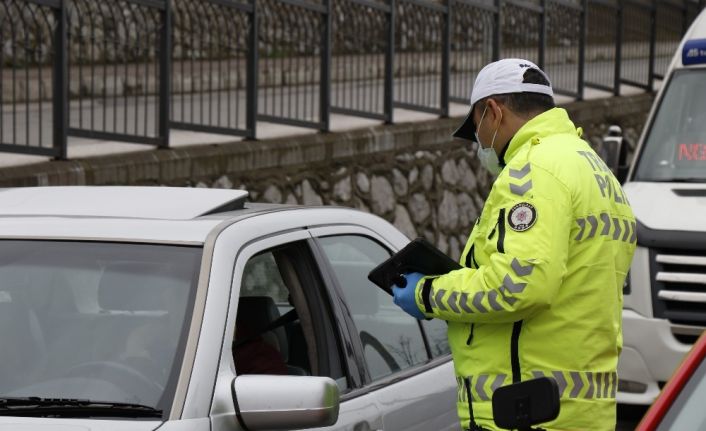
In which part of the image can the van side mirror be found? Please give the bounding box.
[232,375,339,430]
[600,125,631,184]
[492,377,560,431]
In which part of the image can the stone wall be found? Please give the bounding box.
[0,93,654,259]
[200,145,490,263]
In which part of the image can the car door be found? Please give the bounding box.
[210,227,384,431]
[308,225,461,431]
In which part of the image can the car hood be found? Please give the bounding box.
[624,182,706,231]
[0,418,161,430]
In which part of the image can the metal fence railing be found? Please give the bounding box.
[620,0,654,90]
[687,0,703,22]
[545,0,585,99]
[258,0,330,131]
[170,0,255,137]
[449,0,498,105]
[501,0,542,66]
[67,0,170,148]
[1,0,65,158]
[394,0,449,116]
[331,0,392,122]
[655,0,687,78]
[1,0,705,159]
[584,0,620,94]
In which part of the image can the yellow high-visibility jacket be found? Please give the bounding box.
[415,108,636,430]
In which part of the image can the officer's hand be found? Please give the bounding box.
[392,272,426,320]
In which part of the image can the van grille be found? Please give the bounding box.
[651,249,706,327]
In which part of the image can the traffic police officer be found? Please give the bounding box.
[392,59,636,430]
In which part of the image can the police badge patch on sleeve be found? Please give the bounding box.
[508,202,537,232]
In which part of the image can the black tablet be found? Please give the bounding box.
[367,237,462,295]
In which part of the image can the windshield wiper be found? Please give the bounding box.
[0,397,162,418]
[668,178,706,183]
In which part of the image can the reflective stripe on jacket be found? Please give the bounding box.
[415,108,636,431]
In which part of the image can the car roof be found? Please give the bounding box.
[0,187,302,244]
[0,186,249,220]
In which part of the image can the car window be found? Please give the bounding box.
[235,249,310,376]
[234,243,348,390]
[318,235,429,381]
[423,318,451,357]
[657,356,706,430]
[0,240,200,415]
[240,251,290,310]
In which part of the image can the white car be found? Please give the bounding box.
[0,186,460,430]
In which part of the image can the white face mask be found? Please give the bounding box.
[474,105,502,176]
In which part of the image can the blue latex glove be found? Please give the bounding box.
[392,272,426,320]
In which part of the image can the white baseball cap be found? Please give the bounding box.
[453,58,553,140]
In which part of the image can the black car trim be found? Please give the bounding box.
[636,219,706,251]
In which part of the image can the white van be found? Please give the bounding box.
[614,8,706,405]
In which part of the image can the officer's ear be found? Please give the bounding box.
[485,98,504,129]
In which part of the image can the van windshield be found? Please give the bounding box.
[0,240,201,418]
[634,69,706,182]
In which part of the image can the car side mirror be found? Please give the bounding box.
[492,377,560,431]
[600,125,630,184]
[231,374,340,430]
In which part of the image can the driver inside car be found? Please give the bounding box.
[233,321,288,375]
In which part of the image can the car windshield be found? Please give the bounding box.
[657,354,706,430]
[0,240,201,417]
[634,68,706,182]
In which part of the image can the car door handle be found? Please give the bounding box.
[353,422,381,431]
